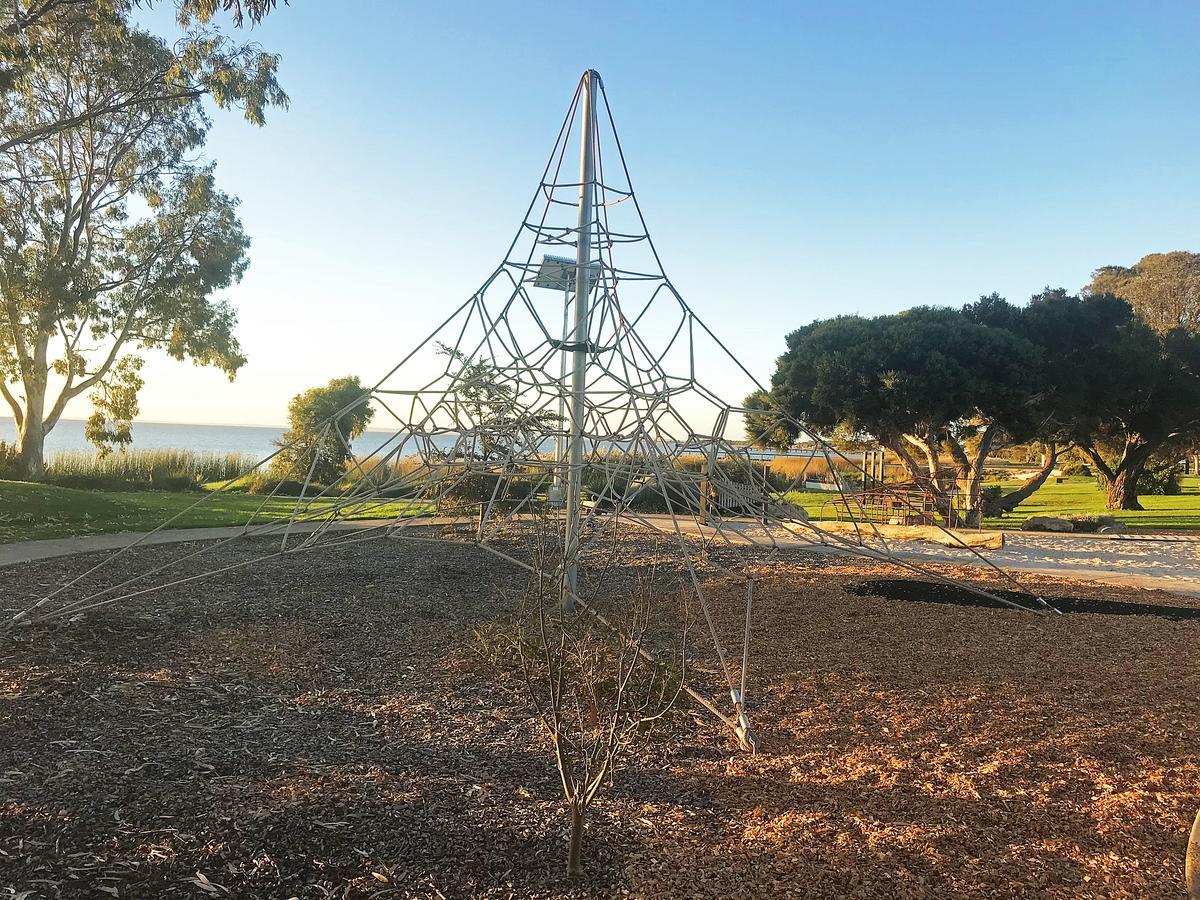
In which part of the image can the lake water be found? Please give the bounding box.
[0,419,405,461]
[0,418,866,464]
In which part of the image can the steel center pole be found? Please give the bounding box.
[562,69,598,612]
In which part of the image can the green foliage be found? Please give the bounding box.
[0,1,287,150]
[438,469,544,510]
[974,289,1200,507]
[765,289,1200,511]
[980,484,1004,507]
[768,306,1041,451]
[177,0,282,28]
[271,376,374,486]
[0,440,18,478]
[742,389,792,451]
[1137,460,1182,496]
[1063,514,1123,533]
[1087,251,1200,334]
[437,343,559,463]
[1060,460,1092,478]
[975,291,1200,454]
[84,356,144,456]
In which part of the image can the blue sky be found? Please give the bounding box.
[116,1,1199,426]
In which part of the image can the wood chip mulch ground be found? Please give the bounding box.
[1,532,1197,898]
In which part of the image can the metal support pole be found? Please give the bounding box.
[562,69,598,612]
[550,286,569,499]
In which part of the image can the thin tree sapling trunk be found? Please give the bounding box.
[567,802,585,877]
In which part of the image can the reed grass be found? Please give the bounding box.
[43,449,258,491]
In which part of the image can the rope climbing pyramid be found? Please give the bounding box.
[8,71,1056,750]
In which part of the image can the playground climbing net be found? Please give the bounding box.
[6,71,1056,750]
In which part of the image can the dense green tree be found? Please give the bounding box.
[1087,251,1200,334]
[272,376,374,486]
[760,306,1043,526]
[991,290,1200,510]
[741,389,793,453]
[0,4,285,476]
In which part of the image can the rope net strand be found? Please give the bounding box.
[7,71,1054,751]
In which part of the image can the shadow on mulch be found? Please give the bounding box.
[849,578,1200,621]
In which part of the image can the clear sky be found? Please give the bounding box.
[107,1,1200,427]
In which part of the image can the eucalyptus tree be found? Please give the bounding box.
[0,1,283,149]
[0,6,285,475]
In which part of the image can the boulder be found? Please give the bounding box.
[1020,515,1074,533]
[1099,522,1130,534]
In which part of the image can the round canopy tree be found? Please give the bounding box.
[271,377,375,487]
[757,305,1041,526]
[1004,290,1200,510]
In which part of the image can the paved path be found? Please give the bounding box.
[874,530,1200,594]
[666,519,1200,595]
[0,521,413,568]
[2,519,1198,595]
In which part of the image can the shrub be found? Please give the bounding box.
[0,441,19,479]
[1067,515,1120,533]
[1060,460,1092,478]
[1138,461,1182,496]
[980,484,1004,507]
[433,467,545,511]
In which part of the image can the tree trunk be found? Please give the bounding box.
[985,443,1060,517]
[895,428,954,521]
[566,803,585,877]
[1080,440,1153,511]
[944,424,997,529]
[15,384,46,480]
[1105,468,1144,510]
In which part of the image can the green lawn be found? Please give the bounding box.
[780,475,1200,531]
[5,473,1200,546]
[0,480,424,544]
[983,474,1200,530]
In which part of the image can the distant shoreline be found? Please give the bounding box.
[0,419,399,459]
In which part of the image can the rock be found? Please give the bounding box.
[1099,522,1130,533]
[1020,515,1074,533]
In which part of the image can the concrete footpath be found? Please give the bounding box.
[0,520,400,567]
[671,519,1200,595]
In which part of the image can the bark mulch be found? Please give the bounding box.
[1,535,1197,898]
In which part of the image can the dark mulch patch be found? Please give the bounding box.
[1,534,1198,897]
[850,577,1200,621]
